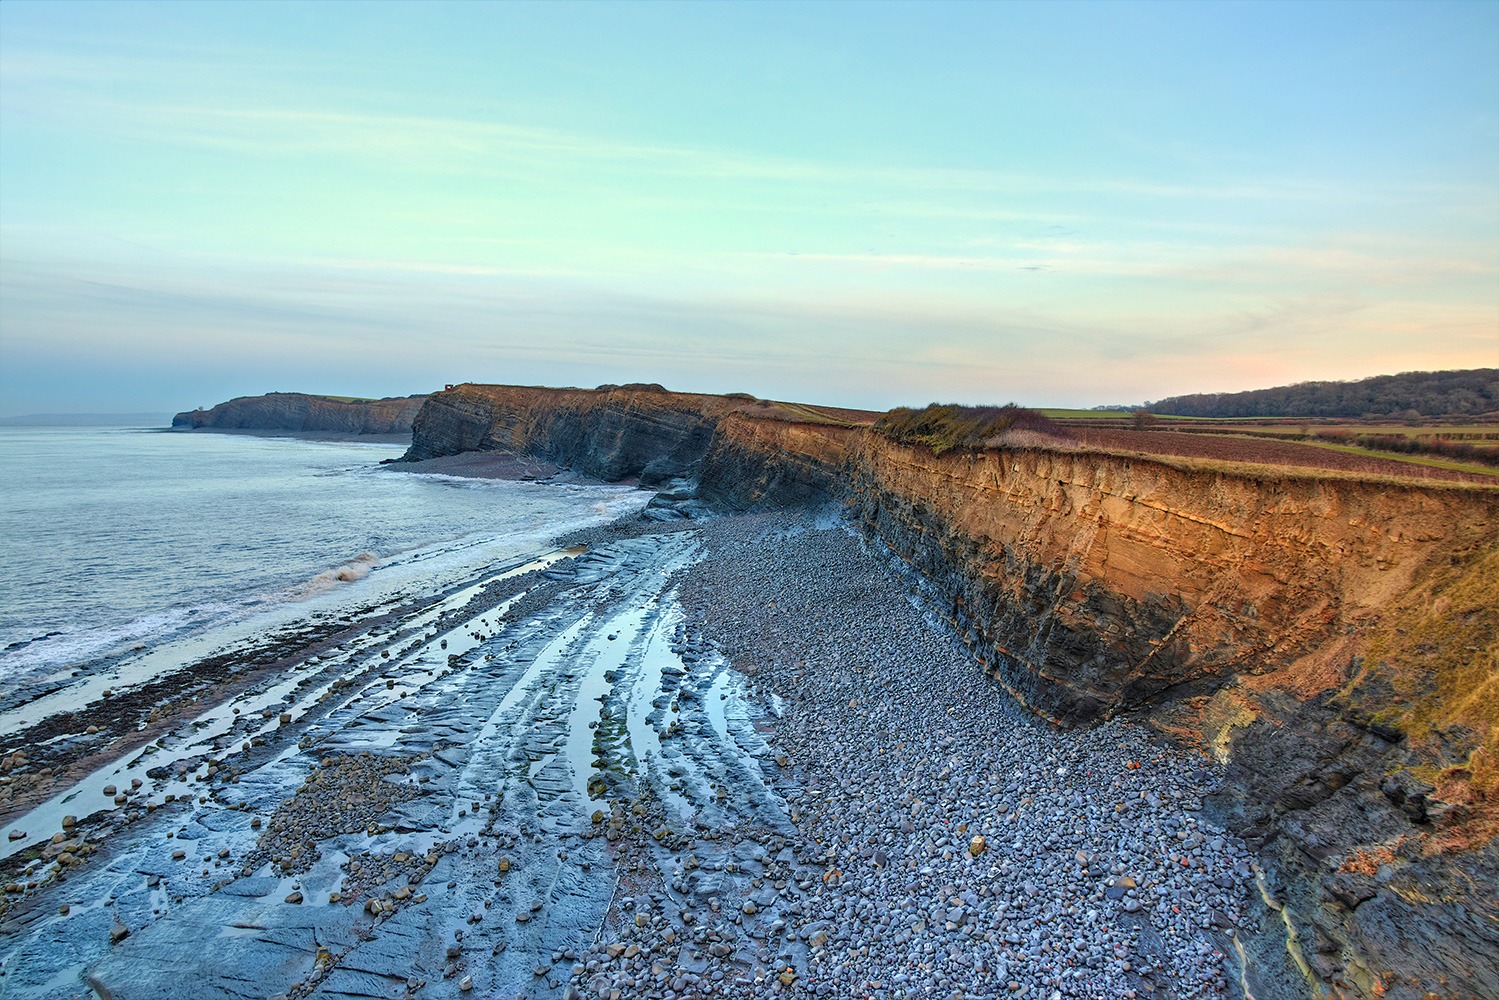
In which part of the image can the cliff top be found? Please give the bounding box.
[441,382,879,427]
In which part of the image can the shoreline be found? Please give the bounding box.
[386,450,608,484]
[0,503,1259,999]
[165,426,414,445]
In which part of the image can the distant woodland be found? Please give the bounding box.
[1145,369,1498,418]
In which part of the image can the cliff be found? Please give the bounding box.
[405,383,857,497]
[404,383,1499,1000]
[172,392,429,436]
[405,383,736,483]
[849,438,1499,1000]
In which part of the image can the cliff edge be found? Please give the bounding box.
[403,383,1498,1000]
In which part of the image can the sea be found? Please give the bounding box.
[0,426,649,698]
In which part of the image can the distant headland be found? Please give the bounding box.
[171,392,428,438]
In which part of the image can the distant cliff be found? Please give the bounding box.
[173,392,429,436]
[404,382,1498,1000]
[404,383,855,498]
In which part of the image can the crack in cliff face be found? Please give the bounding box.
[1253,866,1319,992]
[1129,575,1239,680]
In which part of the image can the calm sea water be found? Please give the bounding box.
[0,427,646,690]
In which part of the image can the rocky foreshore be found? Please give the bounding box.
[0,504,1263,1000]
[394,383,1499,1000]
[7,379,1485,999]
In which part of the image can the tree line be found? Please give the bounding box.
[1144,369,1498,419]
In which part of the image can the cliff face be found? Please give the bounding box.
[404,384,1499,999]
[849,443,1488,723]
[173,393,428,436]
[405,384,748,485]
[699,413,855,509]
[849,437,1499,1000]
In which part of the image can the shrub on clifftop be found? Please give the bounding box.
[874,403,1067,456]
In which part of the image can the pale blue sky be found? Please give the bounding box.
[1,0,1495,415]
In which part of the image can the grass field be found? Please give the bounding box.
[1038,409,1499,478]
[1035,408,1130,419]
[1290,439,1499,477]
[745,399,1499,482]
[1264,422,1499,442]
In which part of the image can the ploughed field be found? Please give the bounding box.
[0,511,1257,1000]
[1065,427,1497,484]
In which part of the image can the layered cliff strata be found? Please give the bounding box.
[172,392,428,436]
[847,438,1499,1000]
[405,383,855,499]
[405,383,736,483]
[403,383,1498,1000]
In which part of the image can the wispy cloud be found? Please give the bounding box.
[10,61,1453,212]
[150,107,1401,205]
[741,239,1499,286]
[3,11,1495,415]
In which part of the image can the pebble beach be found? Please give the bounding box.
[565,511,1255,999]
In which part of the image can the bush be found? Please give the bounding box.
[874,403,1066,456]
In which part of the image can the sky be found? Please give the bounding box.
[1,0,1496,416]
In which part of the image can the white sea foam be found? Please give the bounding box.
[0,428,651,704]
[0,602,235,684]
[287,552,380,600]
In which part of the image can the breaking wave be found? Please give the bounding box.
[287,553,380,600]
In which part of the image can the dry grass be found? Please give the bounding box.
[1339,543,1499,847]
[1293,439,1499,476]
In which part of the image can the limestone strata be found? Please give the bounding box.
[699,413,853,508]
[173,392,427,435]
[405,383,746,485]
[850,441,1492,722]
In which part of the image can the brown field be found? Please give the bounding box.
[1067,428,1497,485]
[747,399,1497,483]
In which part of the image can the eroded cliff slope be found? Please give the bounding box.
[404,383,1498,1000]
[173,392,428,436]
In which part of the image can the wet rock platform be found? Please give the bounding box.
[0,510,1259,999]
